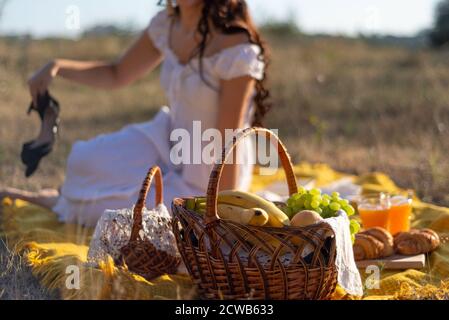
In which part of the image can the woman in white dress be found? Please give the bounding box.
[1,0,271,227]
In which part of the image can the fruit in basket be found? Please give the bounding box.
[285,189,355,218]
[285,188,360,242]
[217,204,269,226]
[218,190,291,227]
[187,197,270,227]
[186,197,208,214]
[289,210,326,247]
[290,210,323,227]
[247,209,270,226]
[185,198,202,212]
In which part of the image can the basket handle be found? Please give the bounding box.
[130,166,164,242]
[205,127,298,225]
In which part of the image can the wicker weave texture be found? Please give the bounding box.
[121,166,180,280]
[172,128,338,300]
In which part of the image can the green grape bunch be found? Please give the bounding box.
[284,187,360,242]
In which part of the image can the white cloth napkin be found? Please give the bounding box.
[258,178,364,296]
[320,177,362,200]
[325,210,363,296]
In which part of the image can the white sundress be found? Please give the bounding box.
[52,10,266,227]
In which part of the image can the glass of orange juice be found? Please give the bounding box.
[358,193,391,230]
[388,193,413,235]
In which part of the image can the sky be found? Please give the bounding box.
[0,0,441,38]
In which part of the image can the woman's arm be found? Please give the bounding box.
[217,76,256,191]
[28,30,162,105]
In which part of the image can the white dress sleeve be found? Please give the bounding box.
[214,44,265,81]
[147,10,170,52]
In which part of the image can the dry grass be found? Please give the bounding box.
[267,35,449,205]
[1,34,448,204]
[0,238,58,299]
[1,32,449,299]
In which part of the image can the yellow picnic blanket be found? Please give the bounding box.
[1,162,449,300]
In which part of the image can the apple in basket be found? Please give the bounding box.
[290,210,323,227]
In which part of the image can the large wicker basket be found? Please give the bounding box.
[120,166,181,280]
[172,128,338,300]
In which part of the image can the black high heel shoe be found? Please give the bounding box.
[21,91,60,178]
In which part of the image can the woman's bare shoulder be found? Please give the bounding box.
[209,32,250,55]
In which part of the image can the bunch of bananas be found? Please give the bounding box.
[186,190,290,228]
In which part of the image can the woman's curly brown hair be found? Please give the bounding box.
[159,0,271,127]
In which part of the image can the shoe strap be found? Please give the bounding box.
[28,91,60,121]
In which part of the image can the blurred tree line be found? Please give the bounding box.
[80,19,301,38]
[260,19,301,37]
[3,0,449,49]
[431,0,449,47]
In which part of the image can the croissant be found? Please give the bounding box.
[394,229,440,255]
[362,227,394,257]
[353,233,384,261]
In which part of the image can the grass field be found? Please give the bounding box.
[1,32,449,205]
[0,239,57,299]
[1,31,449,298]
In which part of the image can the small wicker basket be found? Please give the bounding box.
[172,128,338,300]
[120,166,181,280]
